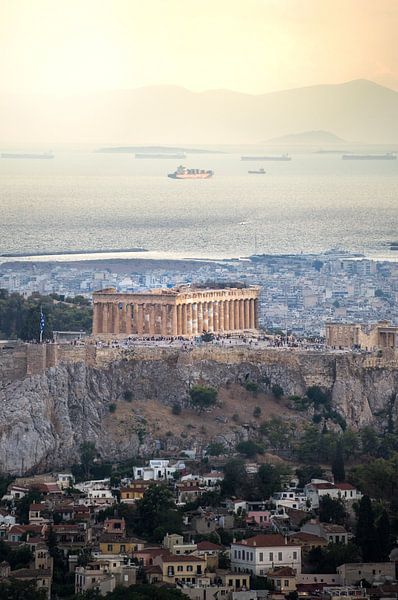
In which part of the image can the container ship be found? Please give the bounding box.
[168,165,213,179]
[342,152,396,160]
[135,153,186,159]
[1,151,54,159]
[241,154,291,161]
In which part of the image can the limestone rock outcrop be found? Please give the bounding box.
[0,345,397,474]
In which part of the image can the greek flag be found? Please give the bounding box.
[39,308,45,333]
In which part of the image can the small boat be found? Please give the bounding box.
[248,168,266,174]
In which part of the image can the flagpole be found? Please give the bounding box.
[39,305,44,343]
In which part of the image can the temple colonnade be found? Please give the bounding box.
[92,286,260,337]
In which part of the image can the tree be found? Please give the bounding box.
[355,495,379,561]
[0,579,47,600]
[319,496,347,525]
[376,510,392,560]
[201,332,214,342]
[80,441,97,478]
[189,385,217,412]
[308,543,361,573]
[206,442,226,456]
[271,384,284,398]
[296,465,324,488]
[136,485,181,540]
[236,440,263,458]
[253,406,262,418]
[255,464,282,499]
[332,443,345,483]
[306,386,330,408]
[221,458,248,497]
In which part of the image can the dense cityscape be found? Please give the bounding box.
[1,249,398,336]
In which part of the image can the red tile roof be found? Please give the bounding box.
[234,534,298,548]
[196,541,223,551]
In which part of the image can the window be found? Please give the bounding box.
[269,552,273,561]
[120,545,125,552]
[278,552,282,561]
[259,552,263,562]
[285,580,289,586]
[234,550,237,558]
[107,544,113,552]
[277,579,281,587]
[187,565,193,572]
[293,552,297,560]
[177,565,183,572]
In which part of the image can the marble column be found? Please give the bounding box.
[187,303,192,336]
[213,302,219,332]
[161,305,168,335]
[219,301,224,332]
[254,299,259,328]
[177,305,182,335]
[126,304,132,335]
[229,300,235,330]
[208,302,214,332]
[171,305,178,336]
[149,304,156,335]
[113,304,120,335]
[203,302,209,331]
[181,304,187,335]
[250,298,255,329]
[224,300,230,331]
[239,300,245,331]
[234,300,240,330]
[244,299,250,330]
[197,302,203,333]
[191,303,198,335]
[102,304,109,334]
[137,304,144,335]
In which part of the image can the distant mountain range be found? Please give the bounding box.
[1,79,398,145]
[268,130,346,144]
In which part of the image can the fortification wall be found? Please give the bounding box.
[2,342,398,389]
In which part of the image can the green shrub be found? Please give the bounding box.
[236,440,264,458]
[245,381,259,393]
[109,403,117,413]
[172,403,182,415]
[232,413,240,423]
[271,384,284,398]
[123,390,133,402]
[253,406,262,418]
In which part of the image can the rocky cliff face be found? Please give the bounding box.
[0,346,398,475]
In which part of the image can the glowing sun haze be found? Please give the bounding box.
[1,0,398,95]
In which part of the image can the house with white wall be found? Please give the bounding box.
[231,534,302,576]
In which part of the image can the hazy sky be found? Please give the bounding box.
[1,0,398,95]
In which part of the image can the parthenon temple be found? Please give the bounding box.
[92,286,260,337]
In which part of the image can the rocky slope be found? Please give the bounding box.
[0,346,398,475]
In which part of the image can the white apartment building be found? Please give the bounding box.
[133,459,185,481]
[231,534,302,577]
[304,480,362,509]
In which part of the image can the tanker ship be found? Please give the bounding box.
[342,152,396,160]
[168,165,213,179]
[1,151,54,159]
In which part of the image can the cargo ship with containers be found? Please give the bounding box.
[168,165,213,179]
[342,152,396,160]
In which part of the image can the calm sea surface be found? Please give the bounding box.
[1,149,398,261]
